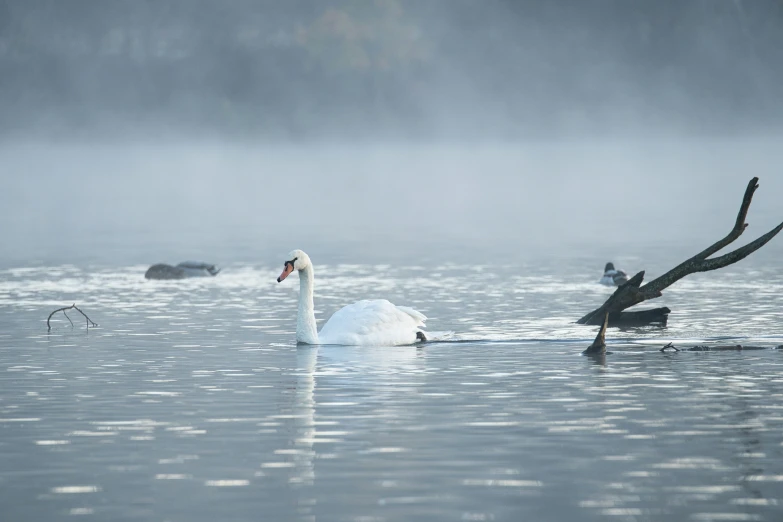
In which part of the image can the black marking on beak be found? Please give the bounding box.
[277,258,298,283]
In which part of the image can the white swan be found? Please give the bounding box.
[276,250,428,346]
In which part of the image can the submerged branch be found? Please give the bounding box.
[582,312,609,355]
[661,343,778,352]
[47,304,98,331]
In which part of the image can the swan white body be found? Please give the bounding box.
[278,250,427,346]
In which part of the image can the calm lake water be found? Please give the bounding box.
[1,251,782,521]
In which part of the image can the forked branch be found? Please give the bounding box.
[579,177,783,325]
[47,304,98,331]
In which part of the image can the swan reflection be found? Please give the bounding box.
[287,345,318,487]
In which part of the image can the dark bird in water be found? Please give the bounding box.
[144,261,221,280]
[599,262,628,286]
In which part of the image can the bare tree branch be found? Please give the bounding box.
[579,177,783,326]
[691,176,757,260]
[689,221,783,272]
[47,304,98,331]
[578,271,646,325]
[660,342,679,352]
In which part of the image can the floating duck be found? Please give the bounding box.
[144,261,221,280]
[599,262,629,286]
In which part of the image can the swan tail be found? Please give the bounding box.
[396,306,427,325]
[396,306,429,344]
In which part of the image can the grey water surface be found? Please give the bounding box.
[1,255,782,522]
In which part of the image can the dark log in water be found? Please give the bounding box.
[579,177,783,326]
[608,307,670,327]
[145,263,187,280]
[145,262,221,280]
[587,338,780,356]
[662,343,781,352]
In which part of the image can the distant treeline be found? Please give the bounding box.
[2,0,782,138]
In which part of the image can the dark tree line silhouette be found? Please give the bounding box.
[1,0,782,138]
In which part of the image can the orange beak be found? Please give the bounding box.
[277,263,294,283]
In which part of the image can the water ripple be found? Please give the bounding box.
[1,261,782,521]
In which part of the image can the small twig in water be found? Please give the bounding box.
[660,342,680,352]
[47,304,98,331]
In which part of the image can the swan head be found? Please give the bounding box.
[277,250,311,282]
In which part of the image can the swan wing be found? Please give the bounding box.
[395,305,427,324]
[318,299,426,346]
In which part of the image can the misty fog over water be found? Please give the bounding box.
[2,139,782,268]
[2,1,782,266]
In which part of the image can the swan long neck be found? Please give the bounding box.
[296,264,319,344]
